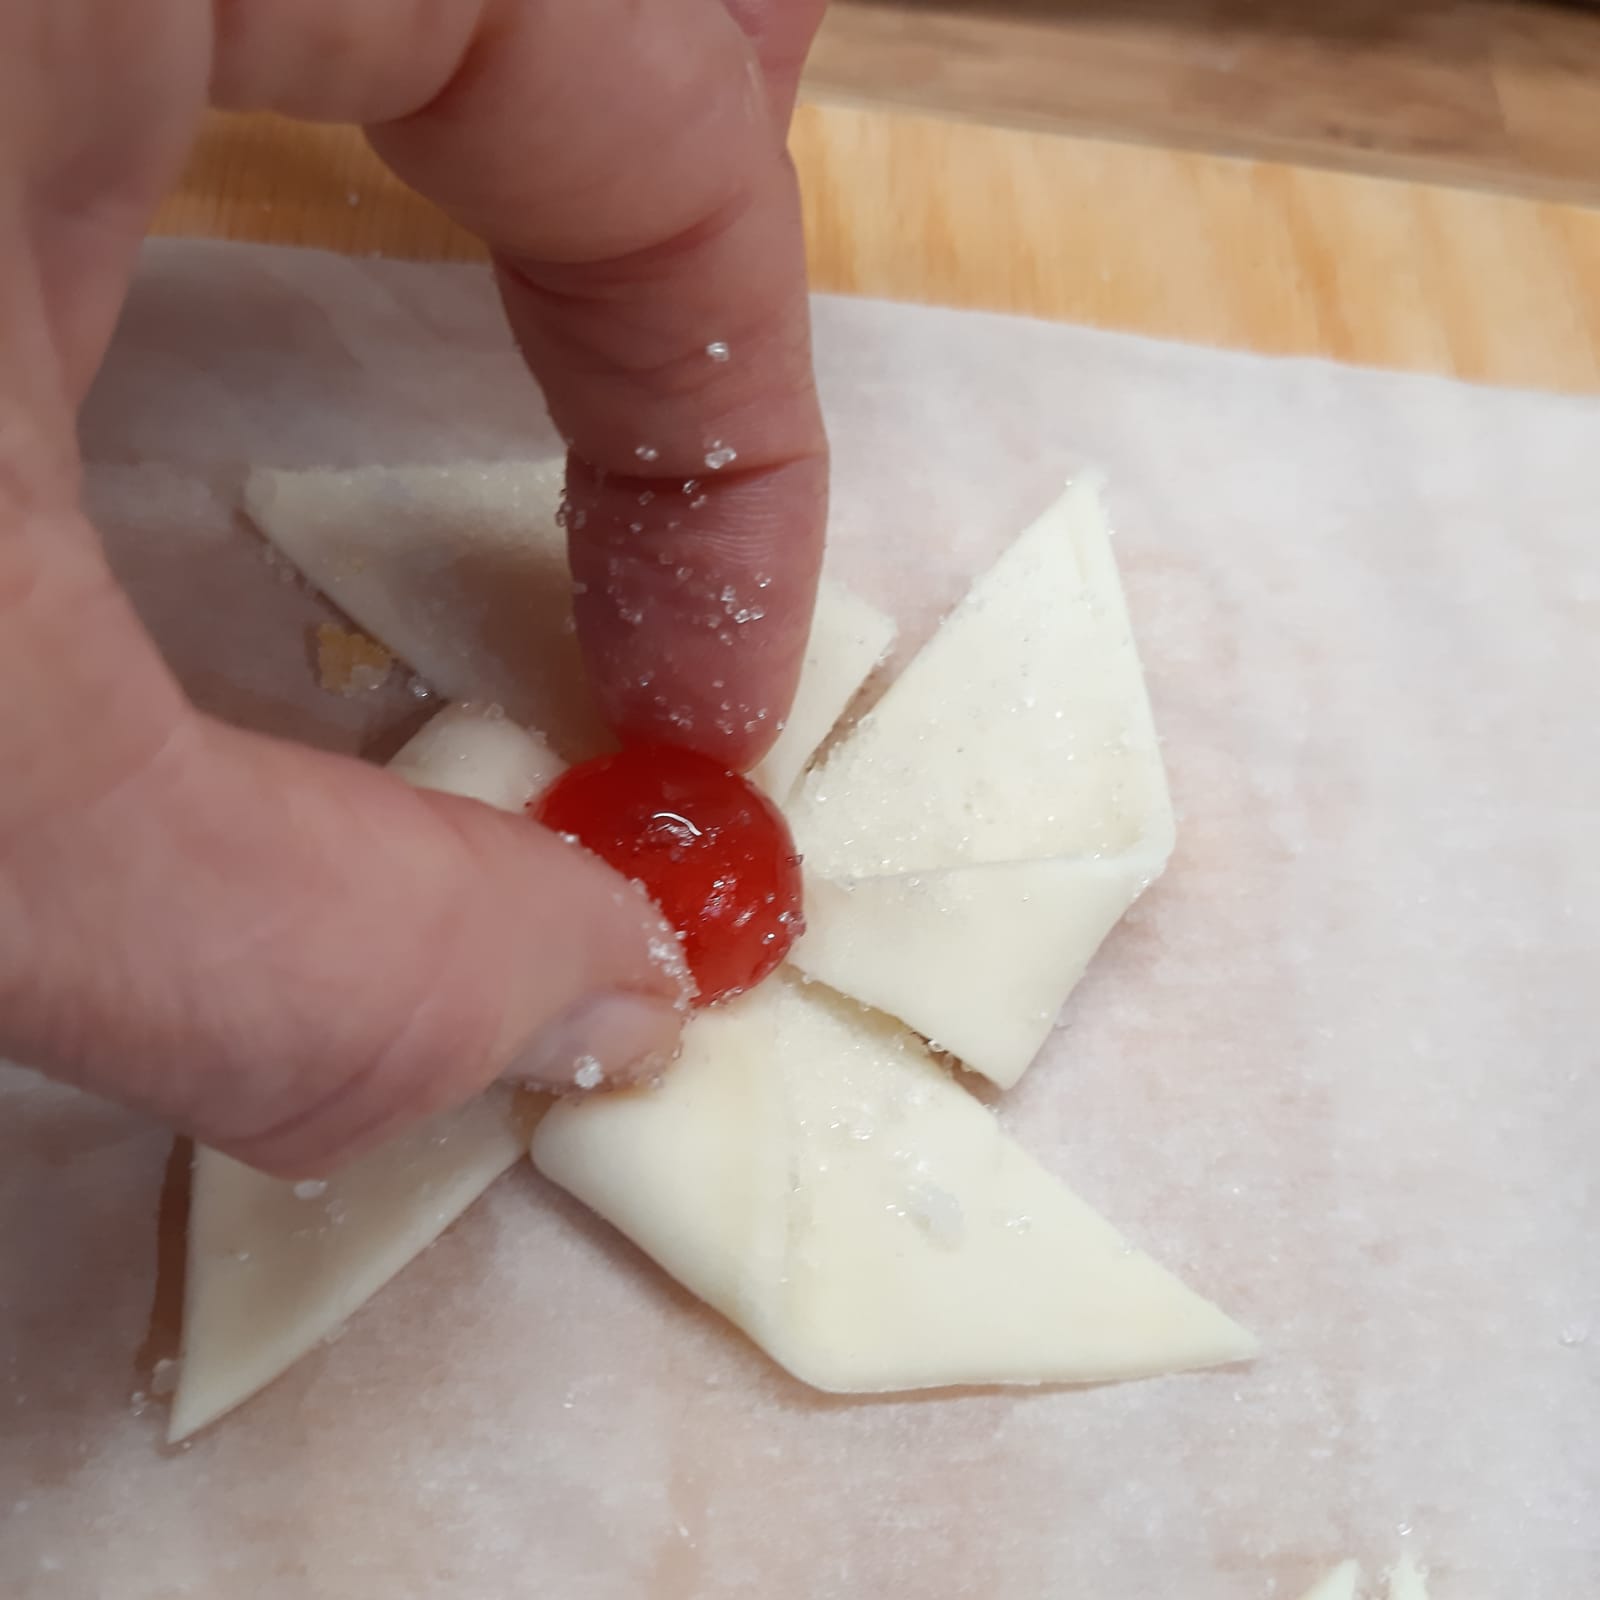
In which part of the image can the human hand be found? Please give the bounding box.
[0,0,829,1173]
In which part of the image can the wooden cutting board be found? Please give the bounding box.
[156,101,1600,393]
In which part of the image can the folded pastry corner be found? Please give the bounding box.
[533,974,1255,1392]
[788,477,1176,1087]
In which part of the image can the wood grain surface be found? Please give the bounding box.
[155,104,1600,393]
[812,0,1600,202]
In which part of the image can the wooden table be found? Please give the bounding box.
[155,102,1600,394]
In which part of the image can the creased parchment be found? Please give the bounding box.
[1,240,1596,1600]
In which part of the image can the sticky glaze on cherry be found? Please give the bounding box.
[533,746,804,1006]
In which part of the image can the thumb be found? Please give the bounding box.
[0,522,686,1176]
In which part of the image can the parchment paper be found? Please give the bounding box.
[2,239,1596,1599]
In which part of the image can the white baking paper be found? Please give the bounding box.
[1,239,1596,1599]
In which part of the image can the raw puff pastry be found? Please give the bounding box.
[167,464,1253,1439]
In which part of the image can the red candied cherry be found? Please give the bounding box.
[532,746,804,1007]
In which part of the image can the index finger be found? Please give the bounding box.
[364,0,829,767]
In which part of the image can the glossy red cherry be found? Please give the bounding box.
[532,745,804,1007]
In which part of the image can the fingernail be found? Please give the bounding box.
[504,993,682,1092]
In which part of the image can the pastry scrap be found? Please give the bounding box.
[312,621,393,696]
[172,460,1253,1437]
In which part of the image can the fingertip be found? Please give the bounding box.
[566,452,825,770]
[501,989,685,1094]
[72,725,699,1177]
